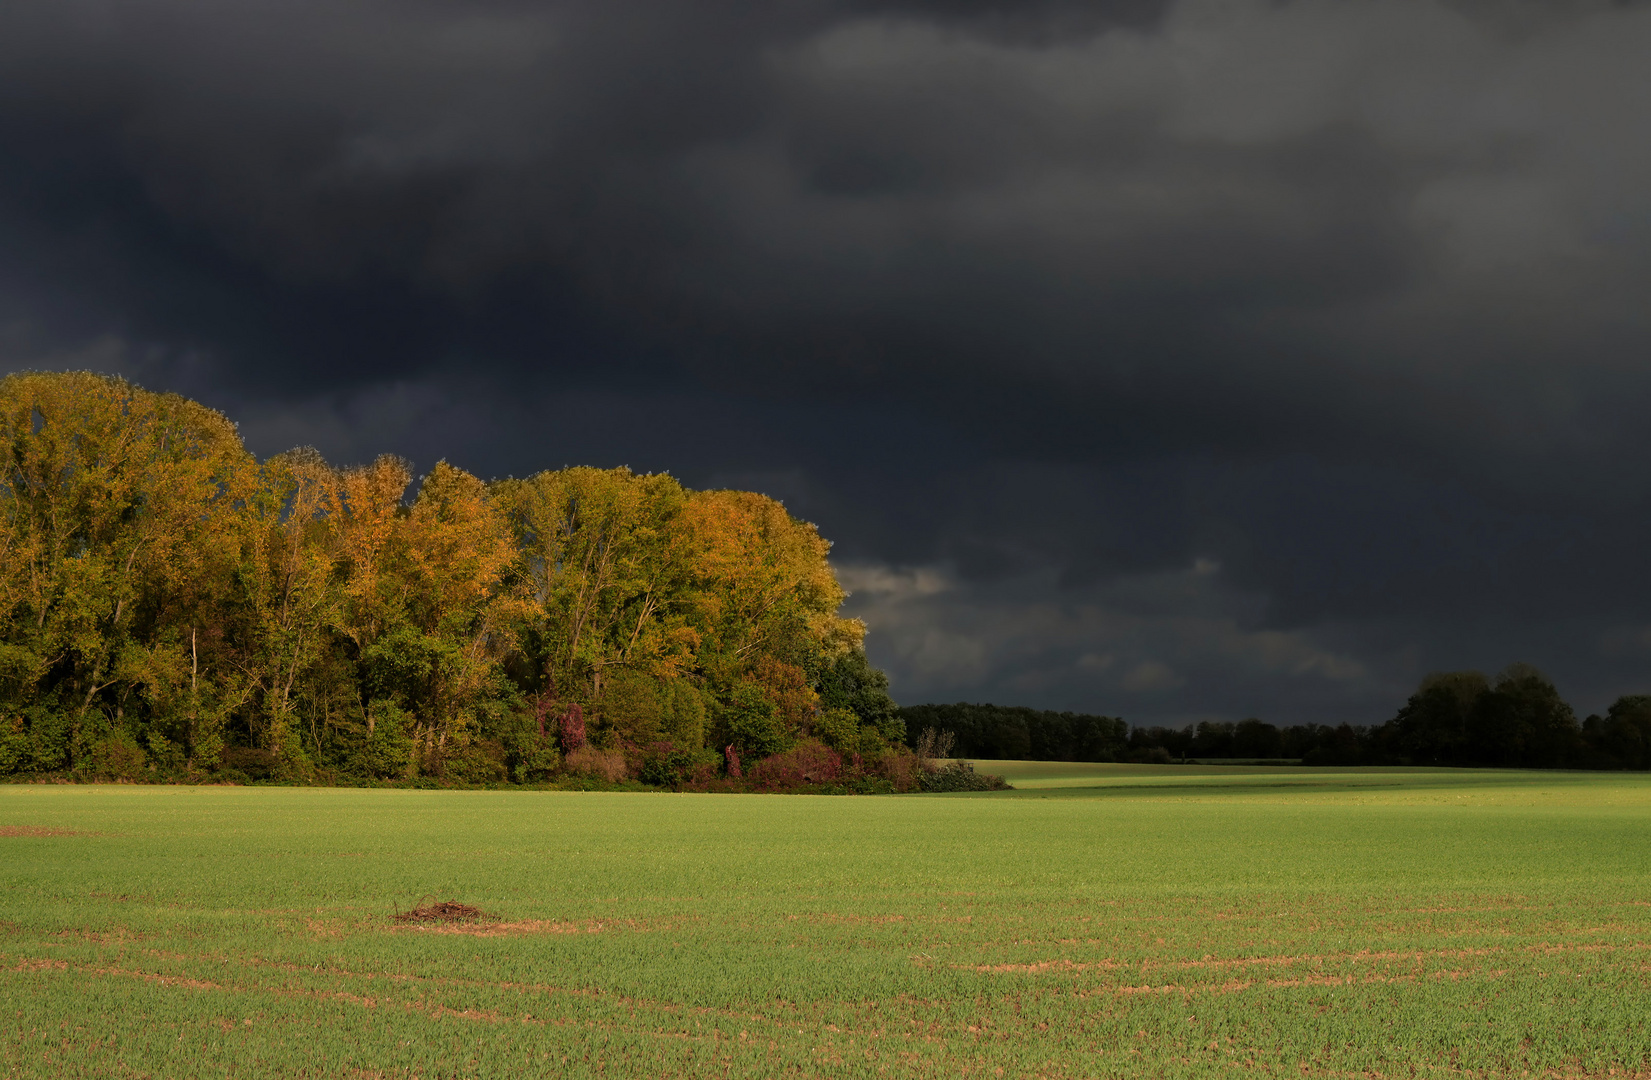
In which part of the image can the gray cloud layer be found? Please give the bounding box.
[4,0,1651,723]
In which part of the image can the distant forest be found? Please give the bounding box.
[902,665,1651,771]
[0,372,943,791]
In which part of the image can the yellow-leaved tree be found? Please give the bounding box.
[680,489,865,755]
[0,373,904,785]
[324,459,517,777]
[494,467,700,744]
[0,372,255,773]
[226,447,349,774]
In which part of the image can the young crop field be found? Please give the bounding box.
[4,766,1650,1078]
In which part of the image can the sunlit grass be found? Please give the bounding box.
[4,770,1650,1077]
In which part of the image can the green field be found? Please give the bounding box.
[4,765,1650,1077]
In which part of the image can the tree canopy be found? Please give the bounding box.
[0,373,903,787]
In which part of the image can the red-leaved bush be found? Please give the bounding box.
[559,703,586,752]
[661,742,925,793]
[745,740,843,791]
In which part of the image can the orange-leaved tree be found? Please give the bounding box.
[680,489,864,753]
[329,457,520,767]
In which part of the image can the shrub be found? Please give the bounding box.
[219,745,280,781]
[663,681,709,749]
[914,726,957,763]
[600,670,667,744]
[636,741,721,789]
[856,726,890,758]
[514,744,561,783]
[17,706,70,772]
[920,760,1010,793]
[84,733,147,781]
[747,740,843,791]
[812,707,860,753]
[0,717,28,775]
[360,700,414,779]
[871,746,925,792]
[188,727,225,773]
[722,683,790,759]
[824,775,897,795]
[559,703,586,753]
[440,739,508,785]
[817,648,902,742]
[564,745,627,782]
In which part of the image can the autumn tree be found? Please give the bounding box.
[0,372,256,772]
[494,467,698,739]
[226,447,348,772]
[332,459,520,772]
[0,373,905,785]
[680,489,865,749]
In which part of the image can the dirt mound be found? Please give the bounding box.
[393,900,488,923]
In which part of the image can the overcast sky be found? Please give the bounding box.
[4,0,1651,725]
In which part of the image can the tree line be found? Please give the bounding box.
[898,703,1129,762]
[0,372,921,789]
[901,664,1651,770]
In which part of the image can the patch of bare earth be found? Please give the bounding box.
[0,825,84,837]
[392,901,488,924]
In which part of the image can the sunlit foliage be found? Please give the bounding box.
[0,373,899,784]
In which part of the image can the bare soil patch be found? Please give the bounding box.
[0,825,84,837]
[393,900,488,924]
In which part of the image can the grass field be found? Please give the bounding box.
[4,765,1651,1078]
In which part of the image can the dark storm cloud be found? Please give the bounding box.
[4,0,1651,722]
